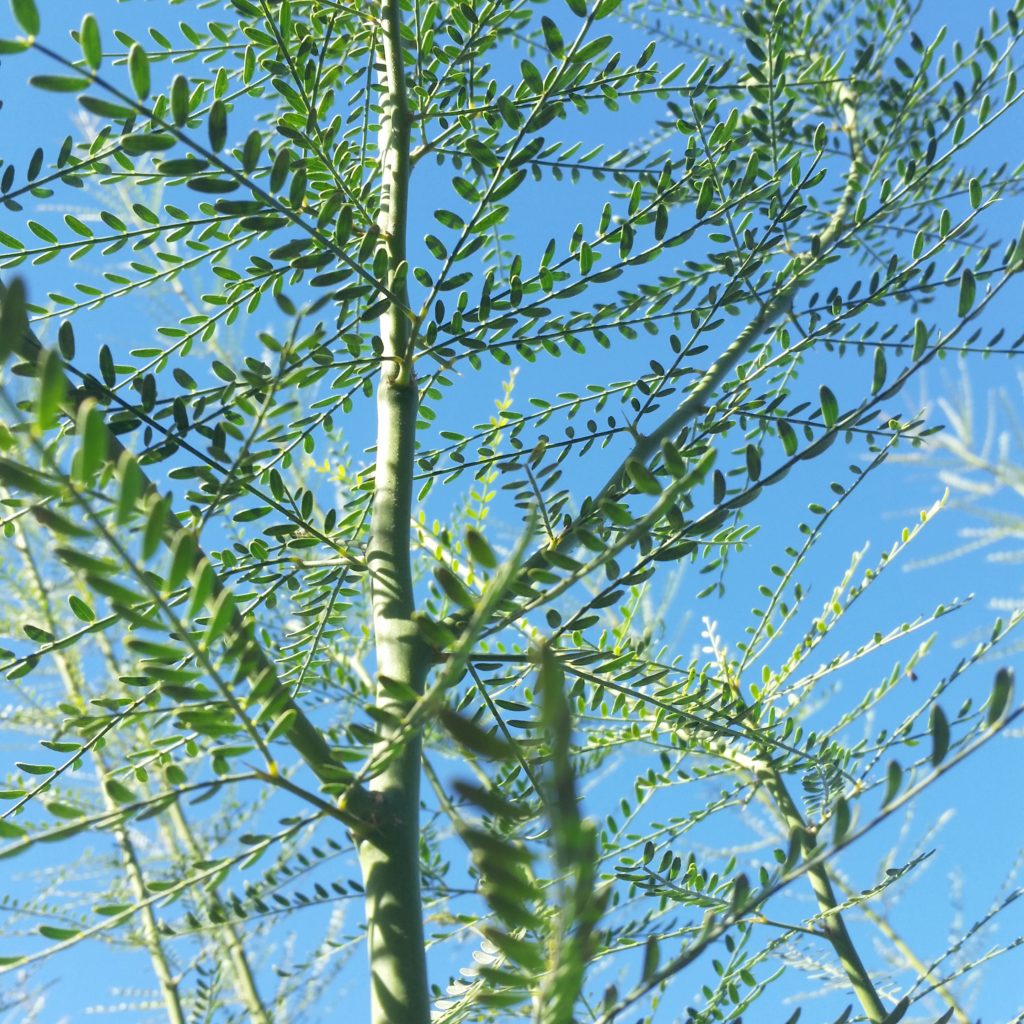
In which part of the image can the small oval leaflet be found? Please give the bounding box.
[882,759,902,806]
[818,385,839,428]
[127,42,150,99]
[957,268,976,317]
[79,13,101,69]
[987,666,1014,726]
[208,98,228,152]
[929,704,950,766]
[170,74,190,125]
[11,0,40,36]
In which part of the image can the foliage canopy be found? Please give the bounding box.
[0,0,1023,1021]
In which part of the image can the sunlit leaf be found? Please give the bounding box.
[819,385,839,428]
[11,0,39,36]
[127,42,150,99]
[35,347,65,432]
[170,73,190,125]
[79,13,101,69]
[30,75,90,93]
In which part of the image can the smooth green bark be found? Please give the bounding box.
[757,765,887,1023]
[355,3,432,1022]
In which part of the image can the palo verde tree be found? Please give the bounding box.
[0,0,1023,1021]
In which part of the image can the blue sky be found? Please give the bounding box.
[1,1,1024,1022]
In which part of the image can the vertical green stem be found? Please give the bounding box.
[758,765,888,1023]
[355,3,431,1023]
[162,799,273,1024]
[95,633,273,1024]
[831,871,970,1024]
[15,531,186,1024]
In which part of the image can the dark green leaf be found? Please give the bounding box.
[31,505,89,539]
[46,800,85,820]
[520,59,543,93]
[696,179,714,217]
[187,176,238,194]
[208,99,228,152]
[492,169,526,201]
[203,590,234,644]
[0,458,61,497]
[818,385,839,428]
[270,148,291,191]
[957,269,976,317]
[242,129,261,172]
[540,16,564,56]
[128,42,150,99]
[452,176,478,202]
[777,419,798,456]
[57,321,75,358]
[143,495,169,561]
[745,444,761,481]
[987,667,1014,726]
[0,277,28,363]
[121,133,176,155]
[641,935,660,980]
[660,439,686,477]
[98,343,115,386]
[724,877,749,920]
[832,796,851,842]
[712,469,726,504]
[170,74,190,126]
[882,760,902,806]
[912,319,927,360]
[745,38,766,61]
[871,347,887,395]
[929,705,949,766]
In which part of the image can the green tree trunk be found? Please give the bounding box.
[355,4,431,1022]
